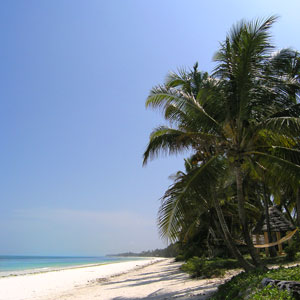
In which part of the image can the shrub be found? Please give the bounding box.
[285,242,298,261]
[211,270,265,299]
[181,256,225,278]
[248,285,293,300]
[175,254,185,262]
[211,265,300,300]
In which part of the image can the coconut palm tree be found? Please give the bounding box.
[158,158,230,247]
[158,156,261,269]
[143,16,300,270]
[158,159,217,257]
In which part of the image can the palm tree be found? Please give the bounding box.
[143,16,300,270]
[158,158,231,249]
[159,156,261,269]
[158,159,218,258]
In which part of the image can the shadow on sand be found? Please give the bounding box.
[98,260,221,299]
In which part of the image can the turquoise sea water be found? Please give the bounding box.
[0,255,141,277]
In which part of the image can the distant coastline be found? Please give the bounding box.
[107,244,178,258]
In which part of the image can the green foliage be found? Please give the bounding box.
[269,266,300,281]
[285,242,299,261]
[248,286,293,300]
[143,15,300,271]
[178,234,208,260]
[211,269,265,299]
[110,243,179,258]
[211,265,300,300]
[175,254,185,262]
[207,257,241,269]
[181,256,226,278]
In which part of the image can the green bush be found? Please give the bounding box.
[211,265,300,300]
[211,270,265,299]
[175,254,185,262]
[181,256,225,278]
[285,242,298,261]
[248,285,293,300]
[205,257,240,269]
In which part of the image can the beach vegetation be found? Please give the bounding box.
[180,256,238,278]
[143,16,300,271]
[174,254,185,261]
[284,242,299,261]
[249,286,293,300]
[211,265,300,299]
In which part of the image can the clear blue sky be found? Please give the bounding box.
[1,0,300,256]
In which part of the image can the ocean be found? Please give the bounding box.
[0,255,142,277]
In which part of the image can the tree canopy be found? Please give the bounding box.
[143,16,300,271]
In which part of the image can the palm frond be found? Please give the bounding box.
[259,117,300,136]
[143,126,194,165]
[158,156,228,241]
[247,150,300,187]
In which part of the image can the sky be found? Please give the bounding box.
[1,0,300,256]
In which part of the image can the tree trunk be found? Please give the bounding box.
[212,193,255,271]
[297,188,300,227]
[263,184,277,257]
[235,166,266,269]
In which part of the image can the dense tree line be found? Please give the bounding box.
[109,244,179,258]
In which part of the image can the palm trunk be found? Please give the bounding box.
[212,193,255,271]
[263,184,277,257]
[235,166,266,269]
[297,188,300,227]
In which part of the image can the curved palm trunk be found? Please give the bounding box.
[235,166,266,269]
[212,192,255,271]
[263,184,277,257]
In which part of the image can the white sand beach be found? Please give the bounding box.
[0,258,237,300]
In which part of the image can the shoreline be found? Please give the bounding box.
[0,256,150,278]
[0,258,235,300]
[0,257,165,300]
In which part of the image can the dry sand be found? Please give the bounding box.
[0,258,236,300]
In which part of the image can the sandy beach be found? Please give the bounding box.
[0,258,237,300]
